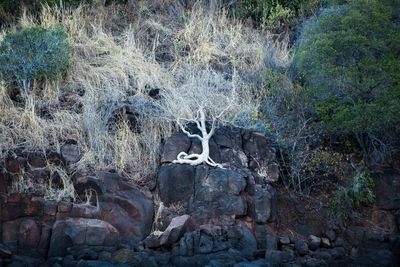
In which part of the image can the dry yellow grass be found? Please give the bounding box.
[0,2,291,194]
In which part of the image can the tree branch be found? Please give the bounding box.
[177,118,203,140]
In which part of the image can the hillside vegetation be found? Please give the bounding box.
[0,0,399,218]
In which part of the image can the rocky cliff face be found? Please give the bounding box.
[0,127,399,266]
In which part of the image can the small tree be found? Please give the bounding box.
[0,25,71,98]
[160,66,243,168]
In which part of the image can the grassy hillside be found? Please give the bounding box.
[0,0,399,218]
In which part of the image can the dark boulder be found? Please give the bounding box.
[72,171,154,246]
[359,249,394,266]
[18,219,41,249]
[60,144,80,165]
[265,249,283,265]
[344,226,365,247]
[27,152,46,168]
[198,232,213,254]
[46,151,62,166]
[279,236,291,245]
[242,131,274,162]
[235,225,257,259]
[193,168,247,216]
[0,243,12,258]
[157,164,195,206]
[330,247,345,259]
[188,138,222,164]
[214,126,243,149]
[248,184,277,224]
[48,218,119,257]
[308,235,321,251]
[161,133,191,163]
[77,248,98,261]
[242,131,278,182]
[295,240,308,256]
[144,236,161,248]
[373,170,400,210]
[160,215,191,247]
[219,148,248,168]
[5,154,26,173]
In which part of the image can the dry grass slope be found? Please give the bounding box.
[0,2,291,198]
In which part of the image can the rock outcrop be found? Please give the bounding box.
[0,127,399,266]
[0,167,153,261]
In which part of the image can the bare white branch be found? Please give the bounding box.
[161,66,242,168]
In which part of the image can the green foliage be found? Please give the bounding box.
[265,3,294,29]
[0,26,71,97]
[261,68,304,117]
[230,0,320,29]
[329,166,375,219]
[294,0,400,155]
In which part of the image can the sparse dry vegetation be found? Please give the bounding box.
[0,2,291,193]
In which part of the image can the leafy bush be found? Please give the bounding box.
[329,166,375,219]
[257,69,333,192]
[229,0,320,30]
[0,26,71,97]
[265,3,294,30]
[294,0,400,160]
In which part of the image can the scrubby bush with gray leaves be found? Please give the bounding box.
[0,25,71,98]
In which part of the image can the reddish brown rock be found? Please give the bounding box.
[2,219,21,245]
[69,204,99,219]
[7,193,21,203]
[44,201,57,216]
[5,155,26,173]
[160,215,191,246]
[49,171,155,247]
[21,196,44,217]
[100,194,153,246]
[1,194,43,221]
[48,218,120,257]
[18,219,41,248]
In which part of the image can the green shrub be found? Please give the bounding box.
[0,26,71,97]
[294,0,400,158]
[229,0,320,30]
[329,167,375,219]
[265,3,294,30]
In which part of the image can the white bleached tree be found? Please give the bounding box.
[160,66,243,168]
